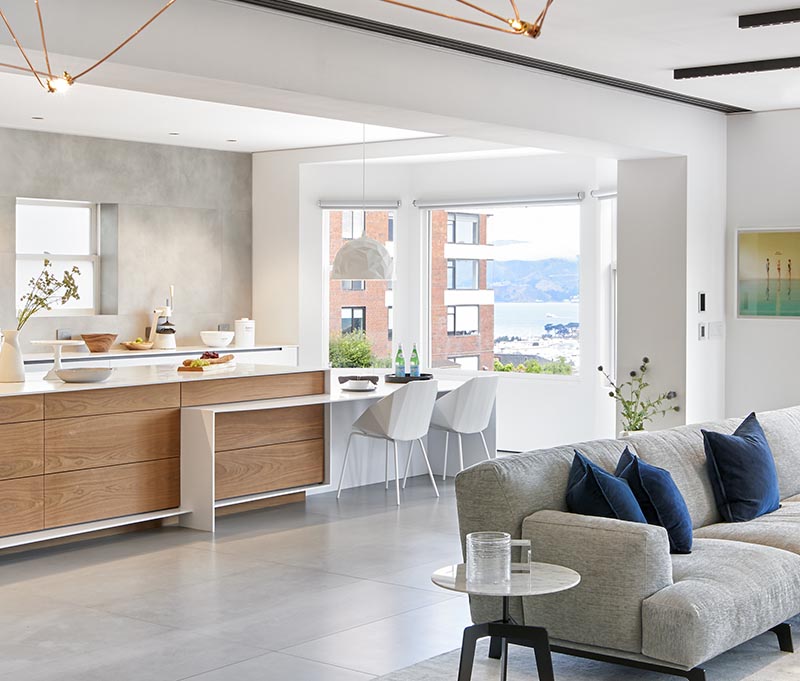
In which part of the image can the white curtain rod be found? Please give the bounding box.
[412,192,585,210]
[318,199,401,210]
[590,190,618,199]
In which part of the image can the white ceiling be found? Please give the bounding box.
[0,71,436,152]
[292,0,800,112]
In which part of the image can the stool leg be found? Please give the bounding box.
[418,438,439,497]
[402,440,415,489]
[393,440,401,506]
[442,431,450,481]
[385,439,389,490]
[479,430,492,460]
[458,433,464,472]
[337,432,355,499]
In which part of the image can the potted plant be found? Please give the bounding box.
[597,357,679,435]
[0,259,80,383]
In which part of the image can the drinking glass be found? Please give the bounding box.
[466,531,511,586]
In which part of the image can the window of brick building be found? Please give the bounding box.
[447,213,479,244]
[341,210,364,240]
[447,305,479,336]
[447,259,478,290]
[341,279,365,291]
[341,306,366,334]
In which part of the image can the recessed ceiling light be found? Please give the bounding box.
[31,116,44,120]
[226,139,238,143]
[168,132,180,136]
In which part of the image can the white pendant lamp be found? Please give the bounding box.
[331,125,394,281]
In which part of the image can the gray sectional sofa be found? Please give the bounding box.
[455,405,800,680]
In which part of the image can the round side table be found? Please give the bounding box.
[432,562,580,681]
[29,340,87,380]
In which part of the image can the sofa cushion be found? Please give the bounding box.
[616,448,692,554]
[694,502,800,554]
[642,538,800,669]
[566,451,646,523]
[702,413,780,522]
[757,406,800,500]
[625,419,738,529]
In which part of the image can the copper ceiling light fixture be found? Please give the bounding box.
[377,0,554,38]
[0,0,177,93]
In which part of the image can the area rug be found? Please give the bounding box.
[378,616,800,681]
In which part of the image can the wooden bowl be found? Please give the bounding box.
[121,341,154,351]
[81,333,118,353]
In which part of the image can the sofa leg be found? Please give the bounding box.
[771,622,794,653]
[685,668,706,681]
[488,635,502,659]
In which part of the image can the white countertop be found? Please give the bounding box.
[0,363,318,398]
[23,344,297,364]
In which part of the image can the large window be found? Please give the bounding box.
[429,205,580,374]
[341,306,366,334]
[16,198,99,315]
[327,209,395,368]
[447,259,478,290]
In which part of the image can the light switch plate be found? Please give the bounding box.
[698,292,706,313]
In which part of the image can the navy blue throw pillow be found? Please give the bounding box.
[702,413,780,523]
[616,447,693,554]
[566,451,646,524]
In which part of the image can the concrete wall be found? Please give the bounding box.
[0,127,253,350]
[727,110,800,415]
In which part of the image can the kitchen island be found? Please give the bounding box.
[0,364,325,549]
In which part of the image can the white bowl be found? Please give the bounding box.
[56,368,113,384]
[342,379,377,392]
[200,331,235,347]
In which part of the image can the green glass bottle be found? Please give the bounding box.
[410,343,420,377]
[395,344,405,377]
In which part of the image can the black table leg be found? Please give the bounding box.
[458,622,490,681]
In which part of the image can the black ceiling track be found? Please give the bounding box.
[234,0,748,114]
[675,56,800,80]
[740,8,800,29]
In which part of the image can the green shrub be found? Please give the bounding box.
[330,331,379,368]
[493,356,574,375]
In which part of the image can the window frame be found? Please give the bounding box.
[447,259,479,290]
[15,198,100,317]
[447,304,479,336]
[341,305,367,334]
[447,212,479,244]
[341,279,366,291]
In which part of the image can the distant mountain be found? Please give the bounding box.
[489,258,579,303]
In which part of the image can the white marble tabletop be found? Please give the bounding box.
[431,563,580,597]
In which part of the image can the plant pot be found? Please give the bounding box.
[619,429,645,439]
[0,330,26,383]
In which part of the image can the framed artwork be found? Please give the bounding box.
[738,228,800,318]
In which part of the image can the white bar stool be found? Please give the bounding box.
[426,375,499,480]
[337,380,440,505]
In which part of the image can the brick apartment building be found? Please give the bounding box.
[328,210,494,369]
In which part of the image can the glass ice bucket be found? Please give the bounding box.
[466,531,531,587]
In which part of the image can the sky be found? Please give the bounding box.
[483,205,580,261]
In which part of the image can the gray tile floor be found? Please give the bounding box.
[0,478,469,680]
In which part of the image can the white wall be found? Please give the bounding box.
[255,146,617,449]
[617,158,687,431]
[727,110,800,416]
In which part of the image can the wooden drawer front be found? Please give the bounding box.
[215,439,324,500]
[45,384,181,420]
[45,409,180,474]
[181,371,325,407]
[0,476,44,536]
[0,421,43,480]
[44,459,180,528]
[0,395,43,424]
[215,405,324,452]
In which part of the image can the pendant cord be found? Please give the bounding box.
[362,123,367,238]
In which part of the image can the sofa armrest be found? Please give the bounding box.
[521,510,673,654]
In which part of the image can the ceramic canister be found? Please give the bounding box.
[234,318,256,347]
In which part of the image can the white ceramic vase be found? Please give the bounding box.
[0,330,26,383]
